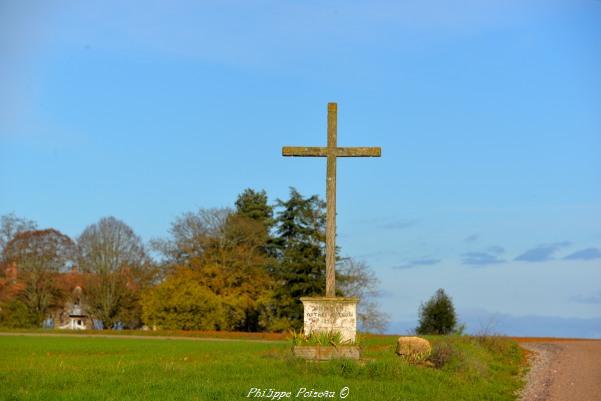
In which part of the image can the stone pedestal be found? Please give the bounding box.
[292,345,360,360]
[300,297,358,343]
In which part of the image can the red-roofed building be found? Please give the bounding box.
[0,263,92,330]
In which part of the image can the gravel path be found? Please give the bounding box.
[519,340,601,401]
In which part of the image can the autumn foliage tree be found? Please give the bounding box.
[3,228,76,325]
[1,188,389,333]
[141,268,224,330]
[201,213,275,330]
[147,206,275,331]
[146,187,388,332]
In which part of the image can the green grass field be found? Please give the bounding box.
[0,333,525,401]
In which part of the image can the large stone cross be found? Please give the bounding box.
[282,102,381,297]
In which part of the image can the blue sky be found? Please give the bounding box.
[1,0,600,337]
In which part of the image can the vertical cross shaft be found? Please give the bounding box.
[281,103,381,299]
[326,103,337,297]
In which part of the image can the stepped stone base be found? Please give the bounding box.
[293,345,361,360]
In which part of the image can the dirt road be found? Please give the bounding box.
[519,340,601,401]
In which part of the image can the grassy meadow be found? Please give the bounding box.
[0,332,525,401]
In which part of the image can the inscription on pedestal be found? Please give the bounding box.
[301,297,358,343]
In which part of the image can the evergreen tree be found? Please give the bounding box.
[233,188,276,259]
[416,288,458,335]
[270,188,327,330]
[234,188,274,230]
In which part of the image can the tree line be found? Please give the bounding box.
[0,188,388,332]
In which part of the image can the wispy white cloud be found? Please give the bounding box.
[515,241,571,262]
[462,251,505,266]
[394,257,440,269]
[563,247,601,261]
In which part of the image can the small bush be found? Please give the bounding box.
[472,319,517,355]
[428,340,455,368]
[475,335,511,354]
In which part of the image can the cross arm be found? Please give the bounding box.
[335,147,381,157]
[282,147,328,157]
[282,146,381,157]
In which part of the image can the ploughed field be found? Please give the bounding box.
[0,332,524,401]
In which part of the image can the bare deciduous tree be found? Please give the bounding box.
[78,217,147,274]
[0,213,37,261]
[337,258,389,333]
[151,208,231,265]
[77,217,150,328]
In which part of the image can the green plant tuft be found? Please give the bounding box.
[289,329,357,346]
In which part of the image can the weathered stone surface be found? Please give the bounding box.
[293,346,360,360]
[301,297,358,343]
[282,147,381,157]
[396,336,432,361]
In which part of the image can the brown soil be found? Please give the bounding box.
[519,340,601,401]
